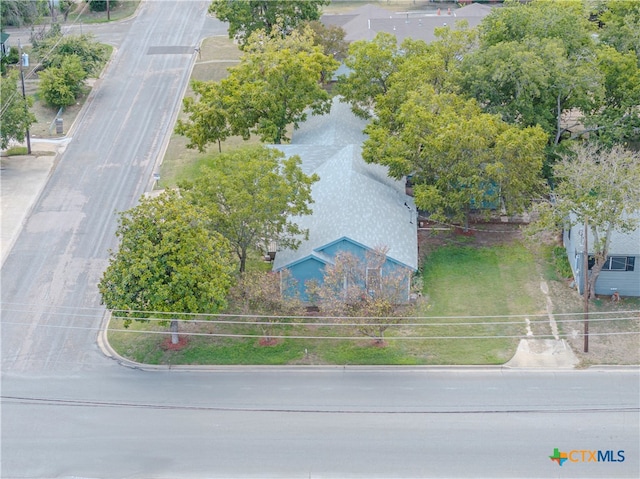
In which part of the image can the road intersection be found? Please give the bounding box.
[1,2,638,478]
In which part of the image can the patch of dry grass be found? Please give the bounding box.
[159,36,262,188]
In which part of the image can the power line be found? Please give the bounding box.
[107,307,640,321]
[3,395,637,414]
[2,301,638,326]
[1,320,637,341]
[1,7,93,118]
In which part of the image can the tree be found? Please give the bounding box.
[305,247,410,344]
[461,1,602,147]
[98,190,235,343]
[175,80,231,152]
[533,143,640,298]
[1,0,47,26]
[59,0,75,21]
[583,46,640,146]
[336,23,476,119]
[88,1,118,13]
[228,270,303,344]
[595,0,640,62]
[38,55,88,108]
[335,32,402,119]
[209,0,328,47]
[182,146,318,273]
[300,20,348,83]
[176,26,338,146]
[303,20,348,61]
[363,85,548,228]
[34,32,109,77]
[0,70,36,150]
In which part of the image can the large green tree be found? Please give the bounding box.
[38,55,88,108]
[584,46,640,146]
[209,0,328,46]
[175,80,230,152]
[595,0,640,62]
[363,85,548,228]
[335,32,401,119]
[177,26,338,146]
[0,70,36,150]
[182,146,318,273]
[99,190,235,343]
[533,143,640,297]
[336,23,476,119]
[460,0,602,147]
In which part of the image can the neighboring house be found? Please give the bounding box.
[321,2,493,44]
[563,218,640,297]
[271,98,418,301]
[1,32,10,57]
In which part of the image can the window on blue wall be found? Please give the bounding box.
[366,267,381,294]
[602,256,635,271]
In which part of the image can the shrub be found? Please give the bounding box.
[87,0,119,12]
[39,55,87,108]
[552,246,573,279]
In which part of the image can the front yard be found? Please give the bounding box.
[106,26,639,367]
[107,224,639,366]
[107,232,551,366]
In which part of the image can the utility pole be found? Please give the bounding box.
[583,218,589,353]
[107,0,111,21]
[18,41,32,155]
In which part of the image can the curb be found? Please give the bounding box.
[97,314,638,373]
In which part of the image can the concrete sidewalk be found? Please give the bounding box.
[0,139,67,266]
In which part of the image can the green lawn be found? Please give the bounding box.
[108,241,553,365]
[158,36,262,188]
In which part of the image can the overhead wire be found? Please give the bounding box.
[0,5,92,118]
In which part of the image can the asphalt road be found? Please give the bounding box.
[1,2,639,478]
[1,0,226,373]
[2,368,639,478]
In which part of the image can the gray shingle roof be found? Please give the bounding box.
[272,97,418,272]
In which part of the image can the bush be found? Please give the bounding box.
[0,47,20,75]
[87,0,118,12]
[34,30,108,77]
[39,55,87,108]
[552,246,573,279]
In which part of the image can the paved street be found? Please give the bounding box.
[2,368,639,478]
[1,0,226,373]
[1,2,639,478]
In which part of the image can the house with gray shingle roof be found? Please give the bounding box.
[272,98,417,300]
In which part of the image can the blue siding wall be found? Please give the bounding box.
[569,252,640,297]
[564,226,640,297]
[320,239,365,260]
[287,257,326,300]
[592,259,640,297]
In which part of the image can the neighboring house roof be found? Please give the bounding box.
[272,98,418,272]
[321,2,494,43]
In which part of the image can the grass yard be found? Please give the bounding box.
[158,36,263,188]
[106,3,638,366]
[66,0,141,24]
[107,240,554,366]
